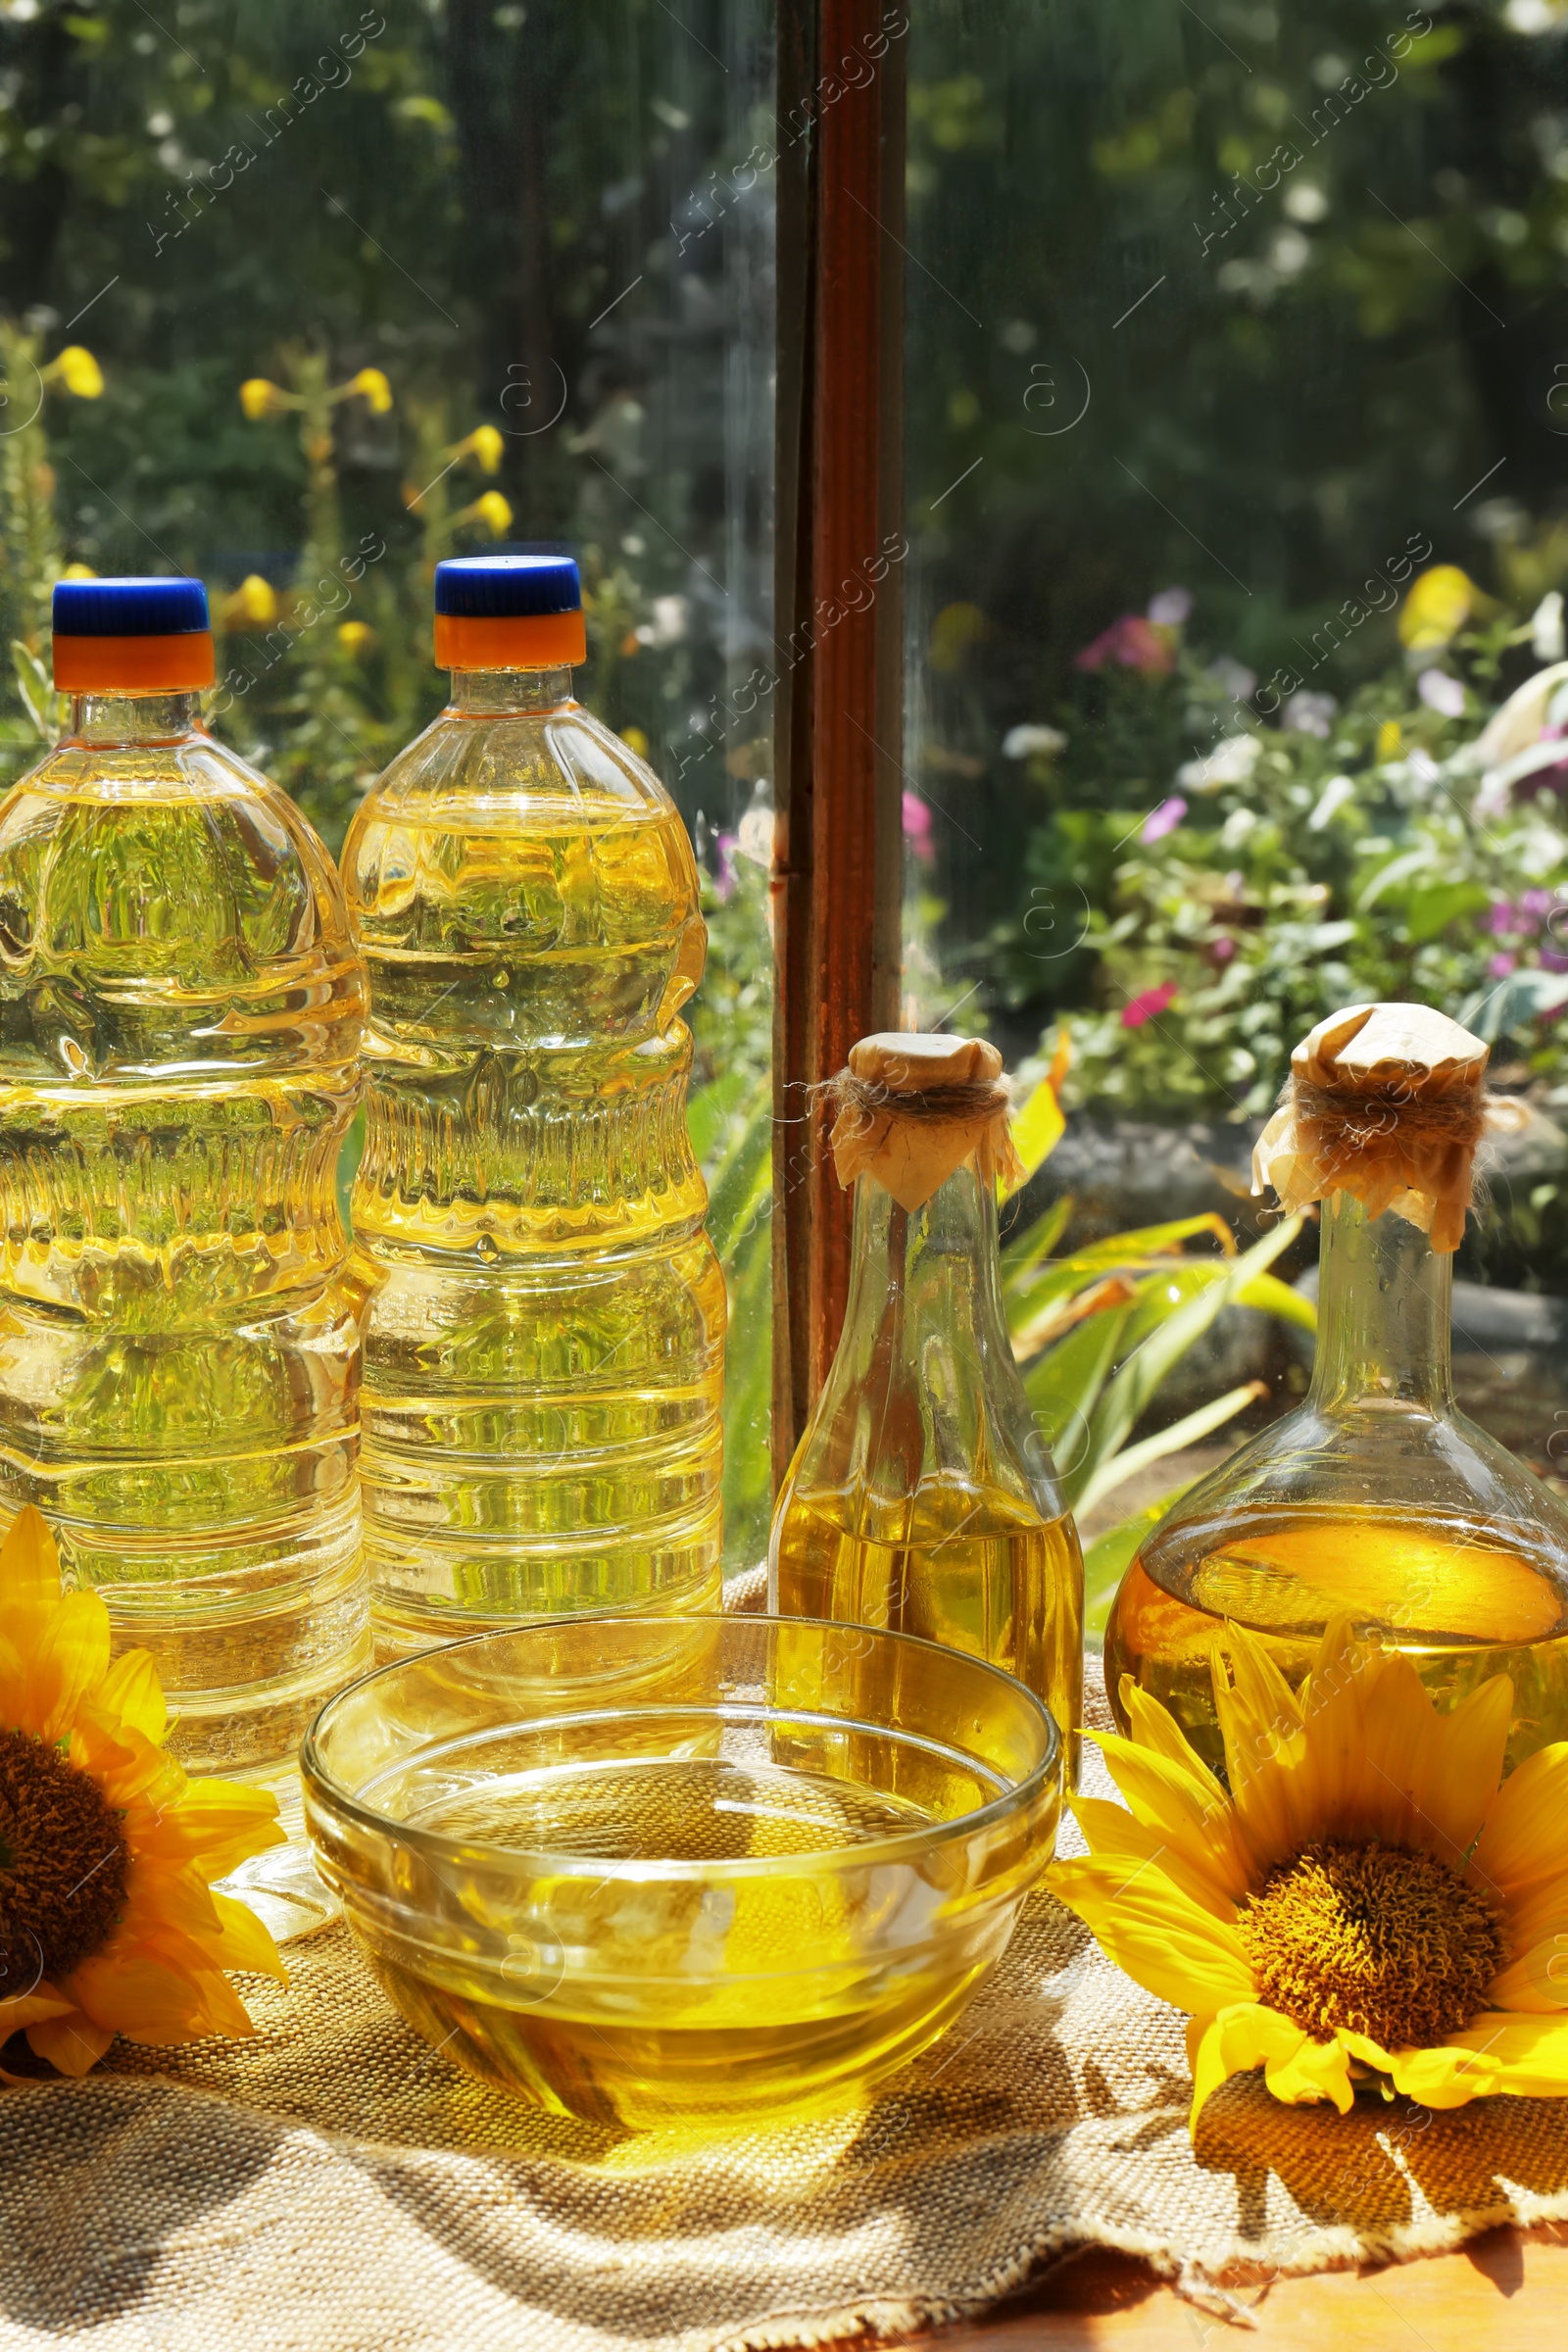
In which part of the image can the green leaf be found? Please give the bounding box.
[1076,1378,1264,1518]
[1234,1268,1315,1332]
[1023,1300,1130,1474]
[1058,1212,1234,1267]
[1001,1192,1072,1293]
[1400,879,1490,946]
[11,640,57,743]
[1060,1214,1302,1511]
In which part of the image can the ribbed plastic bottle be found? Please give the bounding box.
[342,555,724,1652]
[0,579,369,1815]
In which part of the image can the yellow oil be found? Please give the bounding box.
[0,715,369,1772]
[770,1477,1083,1787]
[343,725,725,1651]
[1104,1506,1568,1777]
[357,1748,1015,2130]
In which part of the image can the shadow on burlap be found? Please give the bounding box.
[6,1656,1568,2350]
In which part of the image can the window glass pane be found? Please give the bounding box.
[903,4,1568,1586]
[1,0,773,1575]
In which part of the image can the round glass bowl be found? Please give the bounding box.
[302,1613,1062,2131]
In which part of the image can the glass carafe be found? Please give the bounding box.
[768,1035,1084,1785]
[1105,1067,1568,1778]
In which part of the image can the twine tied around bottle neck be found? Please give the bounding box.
[1252,1002,1525,1254]
[824,1033,1025,1212]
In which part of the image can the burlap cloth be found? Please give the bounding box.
[8,1589,1568,2347]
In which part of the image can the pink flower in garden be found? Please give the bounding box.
[1075,613,1176,676]
[1121,981,1179,1028]
[1487,901,1516,936]
[1543,947,1568,974]
[1208,935,1238,966]
[1519,888,1554,927]
[902,791,935,863]
[1141,795,1188,844]
[1489,952,1518,979]
[713,831,738,903]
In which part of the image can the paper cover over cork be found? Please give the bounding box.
[1251,1002,1518,1253]
[830,1033,1025,1212]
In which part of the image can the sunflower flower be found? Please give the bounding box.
[1052,1618,1568,2131]
[0,1508,285,2080]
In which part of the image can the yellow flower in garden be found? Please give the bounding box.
[61,564,96,582]
[239,376,289,420]
[457,424,504,473]
[619,726,650,758]
[1051,1617,1568,2131]
[336,619,372,656]
[47,346,103,399]
[472,490,512,538]
[0,1507,284,2079]
[220,574,277,629]
[928,601,988,674]
[1376,718,1402,761]
[1397,564,1476,652]
[343,367,393,415]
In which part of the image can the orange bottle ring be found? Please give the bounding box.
[433,610,586,671]
[52,632,216,694]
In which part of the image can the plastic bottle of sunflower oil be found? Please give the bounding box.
[0,577,369,1926]
[342,555,725,1652]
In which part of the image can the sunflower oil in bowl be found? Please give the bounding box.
[303,1615,1061,2130]
[0,578,369,1803]
[341,558,724,1654]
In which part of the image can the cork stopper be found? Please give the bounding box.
[1252,1002,1516,1253]
[829,1033,1022,1212]
[848,1033,1004,1091]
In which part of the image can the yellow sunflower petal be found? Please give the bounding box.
[0,1505,66,1668]
[136,1777,283,1879]
[1407,1671,1513,1863]
[1469,1739,1568,1905]
[1486,1919,1568,2014]
[1121,1679,1229,1804]
[32,1590,113,1744]
[210,1892,286,1984]
[1189,2000,1357,2124]
[1071,1796,1241,1924]
[1266,2028,1357,2114]
[71,1706,184,1821]
[0,1986,74,2038]
[1211,1626,1311,1871]
[1340,2014,1568,2107]
[1353,1652,1446,1845]
[68,1942,253,2044]
[1296,1615,1383,1839]
[1049,1855,1256,2014]
[1091,1734,1254,1901]
[97,1647,168,1746]
[25,2010,114,2078]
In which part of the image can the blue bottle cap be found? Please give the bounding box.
[433,555,581,618]
[52,576,211,637]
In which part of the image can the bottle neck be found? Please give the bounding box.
[68,690,205,746]
[1308,1191,1453,1415]
[448,665,576,715]
[837,1162,1013,1387]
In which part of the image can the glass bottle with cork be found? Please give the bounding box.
[1104,1002,1568,1774]
[769,1033,1084,1784]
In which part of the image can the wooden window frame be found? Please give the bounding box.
[771,0,906,1479]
